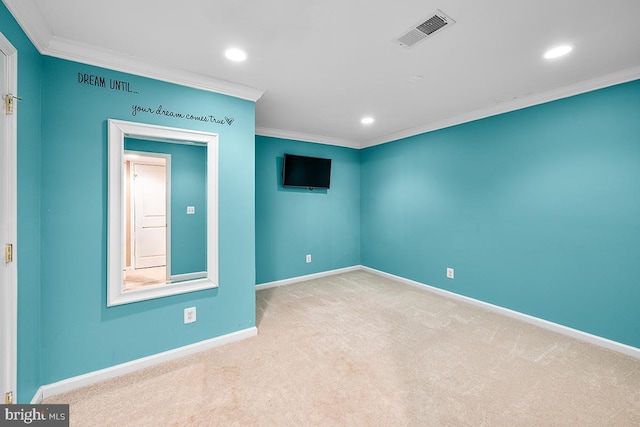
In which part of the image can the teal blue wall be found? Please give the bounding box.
[39,57,256,385]
[124,138,207,275]
[1,3,43,403]
[255,136,360,284]
[4,0,640,401]
[361,80,640,348]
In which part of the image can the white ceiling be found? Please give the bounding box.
[5,0,640,148]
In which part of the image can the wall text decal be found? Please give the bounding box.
[77,72,140,94]
[76,71,235,126]
[131,104,235,126]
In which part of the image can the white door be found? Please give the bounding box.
[0,33,17,404]
[133,163,167,269]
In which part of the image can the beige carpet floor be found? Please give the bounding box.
[44,270,640,426]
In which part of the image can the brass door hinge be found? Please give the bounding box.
[5,244,13,263]
[5,95,13,115]
[4,93,21,115]
[5,391,13,404]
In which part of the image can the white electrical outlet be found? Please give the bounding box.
[447,268,454,279]
[306,254,312,263]
[187,206,195,214]
[184,307,196,324]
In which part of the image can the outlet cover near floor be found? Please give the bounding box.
[447,268,454,279]
[184,307,197,324]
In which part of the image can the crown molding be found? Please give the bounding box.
[2,0,53,52]
[45,36,265,101]
[261,66,640,150]
[3,0,265,102]
[5,0,639,146]
[256,126,360,149]
[361,65,640,148]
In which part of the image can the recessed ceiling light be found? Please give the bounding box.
[544,44,573,60]
[361,117,375,125]
[225,48,247,62]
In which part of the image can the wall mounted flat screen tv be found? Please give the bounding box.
[282,153,332,189]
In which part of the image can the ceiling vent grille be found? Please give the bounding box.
[393,9,456,49]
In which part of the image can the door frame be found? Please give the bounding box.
[131,159,168,270]
[0,31,18,404]
[125,151,171,277]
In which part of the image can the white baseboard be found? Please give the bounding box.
[31,327,257,404]
[361,266,640,360]
[255,265,361,290]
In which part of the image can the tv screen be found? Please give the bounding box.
[282,153,332,189]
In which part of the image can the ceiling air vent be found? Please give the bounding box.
[393,9,456,49]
